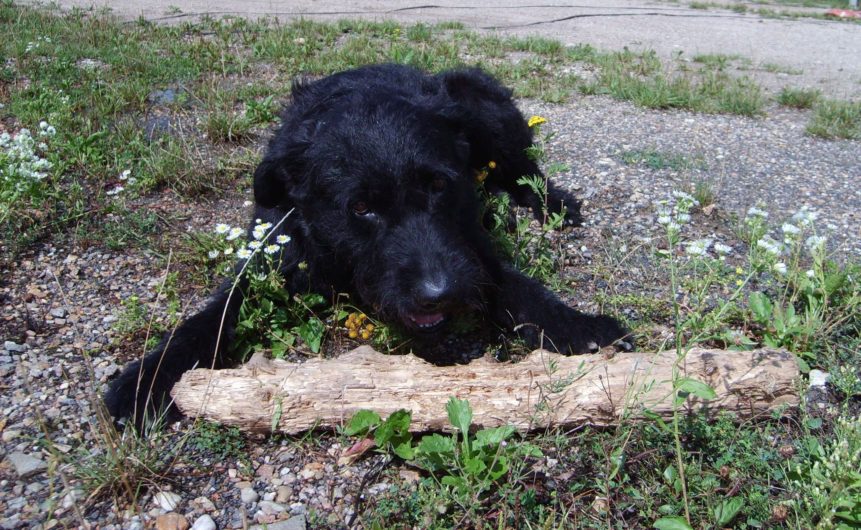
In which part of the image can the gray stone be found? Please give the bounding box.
[3,341,25,353]
[191,515,216,530]
[6,452,47,478]
[240,487,259,504]
[257,500,286,515]
[49,307,67,318]
[809,369,830,388]
[154,491,182,511]
[249,515,305,530]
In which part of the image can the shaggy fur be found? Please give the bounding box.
[105,64,627,424]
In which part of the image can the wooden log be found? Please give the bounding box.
[171,346,799,434]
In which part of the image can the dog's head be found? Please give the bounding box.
[254,85,491,333]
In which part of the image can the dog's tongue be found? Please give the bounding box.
[410,312,445,326]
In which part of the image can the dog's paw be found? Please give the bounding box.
[545,314,630,355]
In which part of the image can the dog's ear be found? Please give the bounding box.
[253,120,319,208]
[253,157,289,208]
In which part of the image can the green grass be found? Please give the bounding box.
[777,86,821,109]
[620,148,704,171]
[806,99,861,139]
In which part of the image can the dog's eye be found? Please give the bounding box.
[430,178,447,192]
[352,201,370,216]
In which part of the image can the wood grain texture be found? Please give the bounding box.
[171,346,799,433]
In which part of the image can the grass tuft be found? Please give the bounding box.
[806,99,861,140]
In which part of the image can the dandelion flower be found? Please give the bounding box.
[215,223,231,234]
[276,234,291,244]
[263,244,280,255]
[236,248,252,259]
[527,115,547,128]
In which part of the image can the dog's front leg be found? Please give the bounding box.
[103,280,246,427]
[489,264,628,354]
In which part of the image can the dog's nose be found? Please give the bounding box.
[416,278,450,308]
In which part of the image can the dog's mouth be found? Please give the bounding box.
[406,311,446,331]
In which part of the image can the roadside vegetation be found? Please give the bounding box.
[2,2,859,529]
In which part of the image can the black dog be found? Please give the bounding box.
[105,64,627,424]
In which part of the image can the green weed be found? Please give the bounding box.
[777,86,821,109]
[806,99,861,140]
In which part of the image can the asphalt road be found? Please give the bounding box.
[26,0,861,98]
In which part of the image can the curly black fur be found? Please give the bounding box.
[105,64,627,426]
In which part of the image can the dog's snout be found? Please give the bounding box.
[416,278,450,308]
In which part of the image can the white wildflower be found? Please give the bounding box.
[792,207,818,227]
[756,237,782,256]
[236,248,252,259]
[685,238,712,257]
[714,242,732,255]
[806,235,826,252]
[263,244,280,255]
[781,223,800,235]
[276,234,291,244]
[676,212,691,224]
[806,269,815,279]
[252,227,266,240]
[215,223,230,234]
[746,206,768,219]
[224,247,234,255]
[247,240,263,250]
[657,215,671,226]
[226,227,244,241]
[207,250,220,259]
[119,169,131,181]
[773,262,787,275]
[106,185,124,196]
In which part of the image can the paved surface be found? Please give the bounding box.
[28,0,861,97]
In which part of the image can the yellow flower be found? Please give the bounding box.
[475,169,488,183]
[487,160,497,169]
[735,266,744,275]
[736,279,744,287]
[528,115,547,128]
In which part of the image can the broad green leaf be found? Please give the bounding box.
[748,292,772,322]
[474,425,515,450]
[294,316,325,353]
[345,410,381,436]
[446,397,473,435]
[715,497,744,526]
[463,457,487,476]
[653,516,693,530]
[417,433,455,455]
[676,377,717,400]
[393,440,415,460]
[374,409,411,447]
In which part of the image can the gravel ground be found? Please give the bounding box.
[1,89,859,529]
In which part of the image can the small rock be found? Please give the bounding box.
[6,452,47,478]
[154,491,182,511]
[258,500,286,515]
[155,513,189,530]
[240,487,259,504]
[275,486,292,503]
[49,308,67,318]
[249,515,306,530]
[192,496,216,512]
[256,463,275,480]
[191,515,216,530]
[3,341,25,353]
[809,369,830,388]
